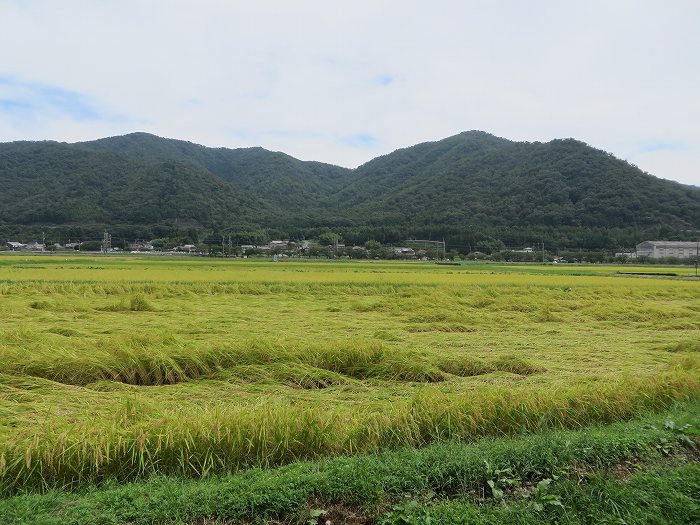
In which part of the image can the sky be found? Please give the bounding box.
[0,0,699,185]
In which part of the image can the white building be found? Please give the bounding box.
[25,242,45,251]
[128,241,154,251]
[393,247,416,256]
[636,241,699,259]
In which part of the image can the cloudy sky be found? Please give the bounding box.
[1,0,698,185]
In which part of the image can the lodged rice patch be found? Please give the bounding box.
[0,255,699,492]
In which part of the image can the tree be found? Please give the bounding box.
[317,232,342,247]
[475,238,506,254]
[80,240,102,251]
[307,243,324,258]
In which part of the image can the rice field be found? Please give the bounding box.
[0,254,699,493]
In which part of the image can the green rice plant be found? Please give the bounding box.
[0,367,694,494]
[129,294,155,312]
[219,363,352,389]
[533,305,561,322]
[45,326,82,337]
[490,354,545,376]
[664,340,700,353]
[406,323,476,333]
[0,336,456,386]
[96,300,129,311]
[379,354,447,382]
[97,294,156,312]
[436,354,494,377]
[29,300,51,310]
[307,341,386,378]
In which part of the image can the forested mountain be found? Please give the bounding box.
[0,141,276,230]
[1,131,699,250]
[78,133,349,210]
[360,133,699,231]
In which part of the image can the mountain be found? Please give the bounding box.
[77,133,350,210]
[0,140,276,229]
[344,132,700,228]
[1,131,699,250]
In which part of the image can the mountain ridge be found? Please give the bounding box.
[1,131,698,250]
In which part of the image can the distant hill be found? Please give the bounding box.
[0,141,276,229]
[1,131,699,250]
[337,132,700,243]
[77,133,350,210]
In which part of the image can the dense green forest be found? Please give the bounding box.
[1,131,699,251]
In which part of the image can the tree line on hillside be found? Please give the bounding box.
[1,131,698,251]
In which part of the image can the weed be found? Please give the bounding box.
[484,461,521,499]
[307,508,328,525]
[380,495,434,525]
[528,478,564,512]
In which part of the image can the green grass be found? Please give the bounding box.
[380,464,700,525]
[0,255,699,494]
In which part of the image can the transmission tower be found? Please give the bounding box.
[101,231,112,253]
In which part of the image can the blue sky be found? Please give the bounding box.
[0,76,106,121]
[0,0,698,185]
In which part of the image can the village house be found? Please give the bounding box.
[174,244,196,253]
[128,241,154,252]
[393,247,416,257]
[4,241,46,251]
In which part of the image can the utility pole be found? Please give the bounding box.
[696,238,699,277]
[541,240,546,264]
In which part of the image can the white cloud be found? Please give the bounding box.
[0,0,698,185]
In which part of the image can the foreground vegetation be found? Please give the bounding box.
[1,403,698,524]
[0,255,699,521]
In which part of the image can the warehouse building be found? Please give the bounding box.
[636,241,699,259]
